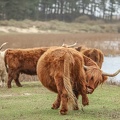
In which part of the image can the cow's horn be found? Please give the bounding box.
[0,42,8,50]
[62,42,77,48]
[84,65,88,70]
[102,69,120,77]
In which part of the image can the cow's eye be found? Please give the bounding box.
[91,77,94,81]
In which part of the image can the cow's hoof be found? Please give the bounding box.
[73,106,79,110]
[17,84,22,87]
[60,110,67,115]
[51,106,58,109]
[51,104,59,109]
[82,101,89,106]
[7,85,11,88]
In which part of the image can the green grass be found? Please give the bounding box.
[0,82,120,120]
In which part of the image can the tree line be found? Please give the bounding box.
[0,0,120,22]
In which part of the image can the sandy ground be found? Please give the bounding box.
[0,26,59,34]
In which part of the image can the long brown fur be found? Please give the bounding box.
[83,55,108,92]
[75,46,104,68]
[4,47,49,88]
[37,47,88,115]
[63,52,77,108]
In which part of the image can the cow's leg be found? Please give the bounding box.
[7,69,15,88]
[78,70,89,106]
[14,73,22,87]
[60,88,68,115]
[80,87,89,106]
[7,73,13,88]
[51,94,61,109]
[73,91,79,110]
[81,93,89,106]
[1,76,5,87]
[52,93,79,110]
[0,76,2,87]
[54,75,68,115]
[7,70,22,88]
[1,71,7,87]
[14,79,22,87]
[52,75,62,109]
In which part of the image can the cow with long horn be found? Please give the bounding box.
[83,55,120,94]
[37,47,88,115]
[36,47,120,115]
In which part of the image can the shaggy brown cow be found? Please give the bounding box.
[37,47,87,115]
[75,46,104,68]
[2,43,76,88]
[3,47,48,88]
[37,47,120,115]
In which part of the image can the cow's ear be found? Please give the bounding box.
[102,75,108,82]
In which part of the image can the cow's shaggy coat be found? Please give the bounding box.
[75,46,104,68]
[37,45,120,115]
[4,47,48,88]
[37,47,89,115]
[36,46,117,115]
[3,44,104,88]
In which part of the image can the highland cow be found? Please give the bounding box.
[3,47,48,88]
[37,47,120,115]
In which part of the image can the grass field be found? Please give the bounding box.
[0,82,120,120]
[0,21,120,120]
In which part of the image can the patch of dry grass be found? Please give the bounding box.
[0,33,120,56]
[0,20,120,33]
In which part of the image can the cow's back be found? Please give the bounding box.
[37,47,86,93]
[5,47,48,75]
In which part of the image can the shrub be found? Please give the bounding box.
[74,15,90,23]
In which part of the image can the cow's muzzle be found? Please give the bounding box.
[86,86,94,94]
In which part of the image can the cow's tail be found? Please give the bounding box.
[63,52,78,109]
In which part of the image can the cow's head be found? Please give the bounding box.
[84,65,120,94]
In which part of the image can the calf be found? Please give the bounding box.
[4,47,48,88]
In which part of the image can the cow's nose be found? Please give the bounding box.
[87,86,94,94]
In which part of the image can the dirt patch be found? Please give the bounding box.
[0,26,62,34]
